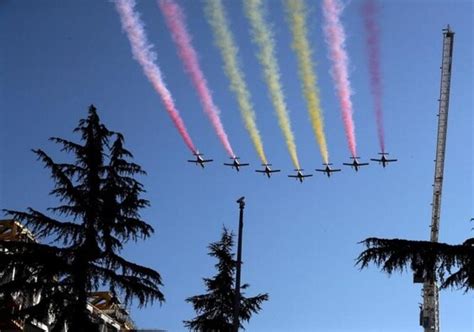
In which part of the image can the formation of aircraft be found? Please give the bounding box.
[288,169,313,183]
[187,152,213,168]
[343,157,369,172]
[315,163,341,178]
[224,156,249,172]
[255,164,281,178]
[187,153,396,179]
[371,152,397,168]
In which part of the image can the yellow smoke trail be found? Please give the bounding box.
[285,0,329,164]
[244,0,300,169]
[205,0,267,164]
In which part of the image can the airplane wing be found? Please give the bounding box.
[288,175,298,178]
[315,169,326,172]
[343,163,353,166]
[223,163,234,166]
[240,163,250,166]
[386,159,397,162]
[202,159,213,163]
[255,170,265,173]
[359,163,369,166]
[187,160,197,163]
[370,158,382,162]
[269,169,281,173]
[331,169,341,172]
[302,174,313,178]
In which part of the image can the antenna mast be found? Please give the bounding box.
[420,25,454,332]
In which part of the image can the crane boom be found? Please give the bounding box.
[420,25,455,332]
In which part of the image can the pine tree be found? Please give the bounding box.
[1,105,164,331]
[184,227,268,331]
[356,234,474,291]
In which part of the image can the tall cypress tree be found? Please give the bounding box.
[1,105,164,331]
[184,227,268,331]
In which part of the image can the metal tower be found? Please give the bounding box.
[420,25,455,332]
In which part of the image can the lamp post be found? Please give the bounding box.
[232,196,245,332]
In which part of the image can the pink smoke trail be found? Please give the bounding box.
[362,0,385,153]
[114,0,196,153]
[158,0,235,158]
[322,0,357,157]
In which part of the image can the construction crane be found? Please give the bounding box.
[418,25,455,332]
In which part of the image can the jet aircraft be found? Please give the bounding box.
[316,163,341,178]
[370,153,397,168]
[187,152,213,168]
[343,157,369,172]
[224,156,249,172]
[288,169,313,183]
[255,164,281,178]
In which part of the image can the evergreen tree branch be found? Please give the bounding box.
[49,137,84,156]
[3,209,82,243]
[357,237,474,291]
[90,263,164,306]
[33,149,84,206]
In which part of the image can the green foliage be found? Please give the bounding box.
[357,236,474,291]
[0,105,164,330]
[184,227,268,331]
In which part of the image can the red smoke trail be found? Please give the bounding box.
[322,0,357,157]
[158,0,235,158]
[362,0,385,153]
[114,0,196,153]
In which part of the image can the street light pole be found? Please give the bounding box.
[233,196,245,332]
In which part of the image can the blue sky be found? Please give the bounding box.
[1,0,472,331]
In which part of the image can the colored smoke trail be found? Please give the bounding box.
[285,0,329,164]
[158,0,235,158]
[205,0,267,164]
[363,0,385,152]
[114,0,196,153]
[244,0,300,169]
[322,0,357,157]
